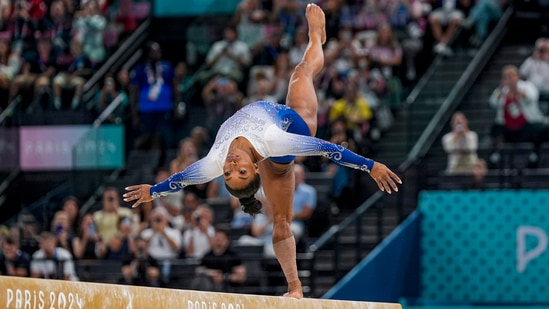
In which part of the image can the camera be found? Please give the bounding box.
[193,214,201,223]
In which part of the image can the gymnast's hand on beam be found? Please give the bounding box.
[369,162,402,194]
[123,184,153,208]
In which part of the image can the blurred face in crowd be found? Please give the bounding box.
[501,66,519,88]
[39,235,57,257]
[178,139,198,161]
[182,193,200,220]
[62,198,79,224]
[102,189,120,212]
[148,43,162,62]
[50,0,66,19]
[451,112,468,132]
[294,164,306,187]
[210,231,229,255]
[2,239,17,260]
[223,27,237,42]
[151,211,168,231]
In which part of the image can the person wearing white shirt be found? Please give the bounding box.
[442,112,479,174]
[140,207,181,261]
[30,232,79,281]
[182,205,215,259]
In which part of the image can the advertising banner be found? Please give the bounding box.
[419,190,549,303]
[20,125,124,170]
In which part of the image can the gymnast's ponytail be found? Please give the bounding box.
[238,195,263,217]
[225,173,263,217]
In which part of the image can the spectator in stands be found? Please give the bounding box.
[325,27,357,77]
[488,65,548,168]
[40,0,72,56]
[61,195,80,236]
[232,0,269,49]
[9,0,46,54]
[72,214,100,259]
[291,163,317,242]
[202,25,251,84]
[10,35,57,111]
[182,205,215,259]
[93,73,129,122]
[271,51,292,104]
[189,125,211,159]
[53,39,93,110]
[462,0,502,47]
[243,70,277,106]
[0,36,21,104]
[328,81,374,144]
[368,23,403,114]
[251,25,285,67]
[391,0,428,81]
[50,210,75,256]
[322,0,354,42]
[0,0,11,32]
[98,216,136,260]
[181,191,202,233]
[1,236,31,277]
[442,111,479,174]
[127,234,162,286]
[201,75,243,133]
[162,192,185,232]
[428,0,469,55]
[191,229,246,292]
[93,187,133,243]
[170,137,199,175]
[130,41,176,150]
[72,0,107,65]
[519,38,549,98]
[140,207,181,261]
[471,158,487,189]
[288,27,308,67]
[31,231,79,281]
[17,213,40,256]
[353,0,388,35]
[272,0,304,45]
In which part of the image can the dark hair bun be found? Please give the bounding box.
[239,196,263,217]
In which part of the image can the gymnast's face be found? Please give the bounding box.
[223,149,259,190]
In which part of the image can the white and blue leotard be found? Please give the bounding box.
[150,101,375,198]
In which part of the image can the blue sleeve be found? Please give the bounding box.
[268,129,375,172]
[316,139,375,173]
[149,156,221,198]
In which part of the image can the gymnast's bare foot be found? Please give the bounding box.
[284,281,303,299]
[306,3,326,45]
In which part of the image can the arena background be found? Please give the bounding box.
[0,0,548,307]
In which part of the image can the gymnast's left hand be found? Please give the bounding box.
[123,184,153,208]
[369,162,402,194]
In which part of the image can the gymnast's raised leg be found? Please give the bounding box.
[259,3,326,299]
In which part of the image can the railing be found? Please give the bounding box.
[306,7,514,297]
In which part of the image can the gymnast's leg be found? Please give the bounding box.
[266,3,326,299]
[285,3,326,137]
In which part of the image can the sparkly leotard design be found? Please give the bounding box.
[150,101,374,198]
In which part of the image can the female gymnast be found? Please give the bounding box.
[124,3,401,298]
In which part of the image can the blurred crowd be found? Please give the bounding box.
[441,36,549,186]
[0,0,145,112]
[0,160,319,291]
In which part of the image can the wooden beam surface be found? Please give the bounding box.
[0,276,403,309]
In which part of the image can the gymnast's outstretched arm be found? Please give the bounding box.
[266,128,402,192]
[123,156,221,208]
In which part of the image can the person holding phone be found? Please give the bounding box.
[442,112,479,174]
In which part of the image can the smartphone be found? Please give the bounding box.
[88,223,96,236]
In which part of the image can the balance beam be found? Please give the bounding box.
[0,276,402,309]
